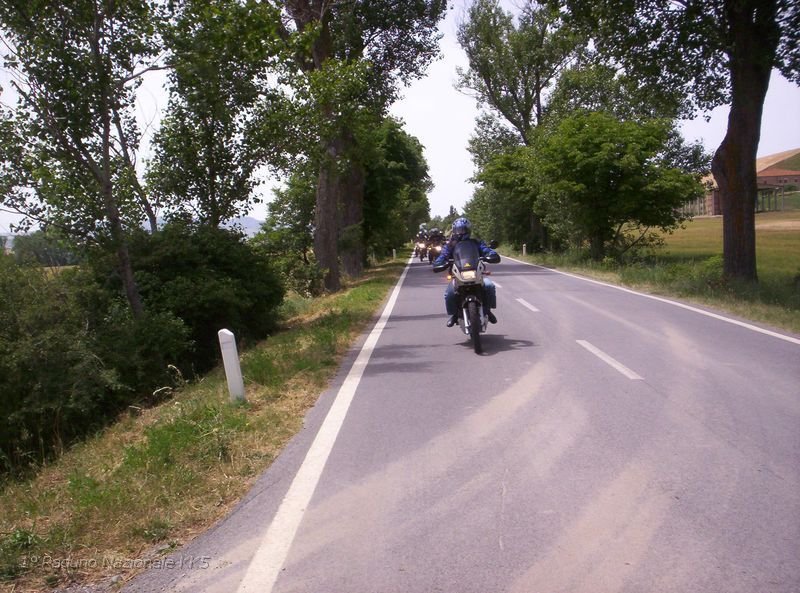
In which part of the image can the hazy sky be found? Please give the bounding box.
[2,5,799,231]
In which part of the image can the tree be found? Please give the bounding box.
[0,0,165,317]
[544,62,684,127]
[550,0,800,280]
[456,0,587,144]
[466,111,522,172]
[12,230,78,267]
[537,111,703,259]
[147,0,285,228]
[456,0,587,249]
[255,118,431,293]
[252,165,323,296]
[277,0,446,291]
[473,146,541,248]
[363,118,432,254]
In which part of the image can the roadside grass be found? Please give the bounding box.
[0,258,407,592]
[511,210,800,334]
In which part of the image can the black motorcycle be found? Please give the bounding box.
[433,240,500,354]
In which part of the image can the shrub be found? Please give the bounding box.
[0,257,193,475]
[0,257,123,473]
[124,222,285,372]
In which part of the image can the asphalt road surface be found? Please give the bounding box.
[124,255,800,593]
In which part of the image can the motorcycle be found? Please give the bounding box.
[414,241,427,261]
[433,240,500,354]
[428,242,443,264]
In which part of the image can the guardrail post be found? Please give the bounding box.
[218,329,245,402]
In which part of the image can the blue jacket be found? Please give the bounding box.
[434,237,498,267]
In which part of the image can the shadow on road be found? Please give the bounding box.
[453,333,536,356]
[366,343,436,376]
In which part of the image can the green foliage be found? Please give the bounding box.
[536,111,704,259]
[11,231,79,267]
[0,528,41,580]
[0,256,191,475]
[552,0,798,111]
[255,117,431,294]
[0,0,161,235]
[148,0,286,227]
[122,222,285,371]
[467,112,523,171]
[363,118,432,253]
[278,0,446,290]
[551,0,796,281]
[473,146,542,249]
[252,167,323,296]
[0,257,120,473]
[544,62,685,127]
[457,0,587,141]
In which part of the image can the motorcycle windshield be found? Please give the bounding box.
[453,240,481,271]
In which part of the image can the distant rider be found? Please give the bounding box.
[434,217,500,327]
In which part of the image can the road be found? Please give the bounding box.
[124,255,800,593]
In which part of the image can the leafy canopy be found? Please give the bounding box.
[537,111,704,259]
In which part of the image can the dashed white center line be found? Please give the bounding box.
[576,340,644,380]
[493,281,503,288]
[516,298,540,313]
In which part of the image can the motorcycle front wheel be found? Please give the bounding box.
[467,300,482,354]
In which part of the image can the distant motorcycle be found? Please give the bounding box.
[414,240,427,261]
[433,240,500,354]
[417,242,428,262]
[428,242,443,264]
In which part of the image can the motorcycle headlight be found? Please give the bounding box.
[461,270,477,280]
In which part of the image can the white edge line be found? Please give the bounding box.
[516,297,540,313]
[504,256,800,346]
[577,340,644,380]
[237,257,413,593]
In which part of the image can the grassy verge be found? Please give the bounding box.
[509,210,800,334]
[0,258,407,592]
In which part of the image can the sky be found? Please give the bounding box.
[2,4,799,232]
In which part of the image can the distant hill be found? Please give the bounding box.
[2,218,264,254]
[223,216,264,237]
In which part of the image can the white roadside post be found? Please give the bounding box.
[522,243,527,256]
[218,329,245,402]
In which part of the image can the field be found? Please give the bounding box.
[661,209,800,281]
[514,208,800,334]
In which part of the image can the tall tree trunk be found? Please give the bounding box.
[103,176,145,318]
[315,136,343,292]
[340,154,365,277]
[287,0,347,291]
[711,0,779,282]
[589,233,604,261]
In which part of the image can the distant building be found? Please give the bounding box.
[685,147,800,216]
[757,168,800,189]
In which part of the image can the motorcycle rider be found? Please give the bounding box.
[434,217,500,327]
[414,224,428,257]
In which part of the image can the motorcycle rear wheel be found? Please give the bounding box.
[467,301,482,354]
